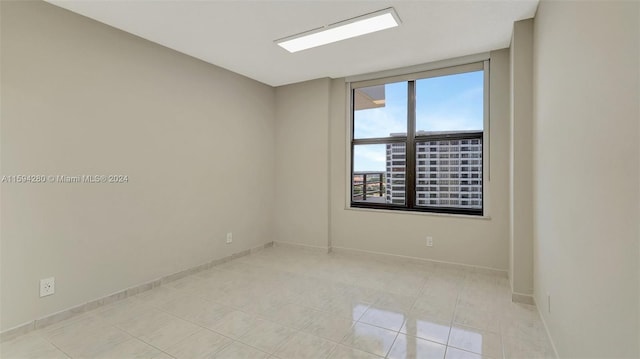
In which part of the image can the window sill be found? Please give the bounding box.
[345,205,492,220]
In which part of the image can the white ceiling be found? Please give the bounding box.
[46,0,538,87]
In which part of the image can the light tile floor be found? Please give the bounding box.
[1,246,556,358]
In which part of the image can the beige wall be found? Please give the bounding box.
[509,19,534,296]
[274,79,330,249]
[328,50,511,271]
[13,3,636,352]
[533,1,639,357]
[0,1,276,331]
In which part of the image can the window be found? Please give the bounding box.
[350,62,487,216]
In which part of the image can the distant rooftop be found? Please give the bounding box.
[390,130,482,137]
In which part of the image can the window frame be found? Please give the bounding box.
[349,61,489,216]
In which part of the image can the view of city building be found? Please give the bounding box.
[385,131,482,208]
[352,131,483,209]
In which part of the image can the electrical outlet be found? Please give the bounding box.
[426,236,433,247]
[40,277,55,297]
[226,232,233,244]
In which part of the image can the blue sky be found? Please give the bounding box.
[353,71,483,172]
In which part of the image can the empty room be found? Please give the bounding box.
[1,0,638,358]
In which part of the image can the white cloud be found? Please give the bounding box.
[354,106,406,138]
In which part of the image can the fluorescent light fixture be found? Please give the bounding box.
[276,8,401,53]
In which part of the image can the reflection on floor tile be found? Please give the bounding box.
[399,313,451,345]
[448,325,501,358]
[444,346,484,359]
[341,322,398,357]
[2,246,555,359]
[387,333,447,359]
[359,307,407,332]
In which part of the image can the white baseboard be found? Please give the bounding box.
[330,245,508,277]
[533,295,560,358]
[273,241,330,253]
[0,241,274,342]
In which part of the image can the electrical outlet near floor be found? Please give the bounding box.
[426,236,433,247]
[226,232,233,244]
[40,277,55,297]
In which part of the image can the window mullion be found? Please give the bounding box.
[406,81,416,209]
[353,137,406,145]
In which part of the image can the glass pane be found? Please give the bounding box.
[415,138,482,209]
[416,71,484,133]
[352,143,406,205]
[353,81,407,139]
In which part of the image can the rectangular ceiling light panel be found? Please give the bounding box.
[276,8,400,53]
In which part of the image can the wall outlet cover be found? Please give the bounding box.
[40,277,55,297]
[426,236,434,247]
